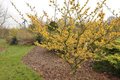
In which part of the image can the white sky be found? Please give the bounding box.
[1,0,120,27]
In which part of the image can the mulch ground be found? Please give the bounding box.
[23,46,120,80]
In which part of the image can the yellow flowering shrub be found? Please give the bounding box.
[28,0,120,74]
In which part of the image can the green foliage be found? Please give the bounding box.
[35,34,44,44]
[47,21,58,31]
[104,54,120,70]
[93,40,120,77]
[93,53,120,77]
[103,47,120,54]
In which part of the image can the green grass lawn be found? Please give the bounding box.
[0,39,42,80]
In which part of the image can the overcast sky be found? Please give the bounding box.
[1,0,120,27]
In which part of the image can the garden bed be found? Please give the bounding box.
[23,46,120,80]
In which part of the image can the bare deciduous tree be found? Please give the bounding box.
[0,1,8,27]
[0,1,9,38]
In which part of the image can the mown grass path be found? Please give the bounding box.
[0,39,42,80]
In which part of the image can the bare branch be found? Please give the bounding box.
[0,1,9,27]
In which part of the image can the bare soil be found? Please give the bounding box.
[23,46,120,80]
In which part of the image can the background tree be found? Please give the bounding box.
[0,1,8,27]
[0,1,9,38]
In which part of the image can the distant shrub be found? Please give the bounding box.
[12,29,32,39]
[10,36,18,45]
[35,34,44,44]
[0,28,9,38]
[47,21,58,31]
[17,29,35,45]
[6,28,18,45]
[6,28,35,45]
[6,36,18,45]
